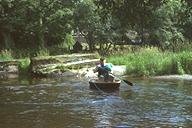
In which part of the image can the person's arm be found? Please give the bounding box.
[93,66,98,73]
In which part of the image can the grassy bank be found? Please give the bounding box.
[108,48,192,76]
[0,49,99,76]
[0,50,31,75]
[1,48,192,77]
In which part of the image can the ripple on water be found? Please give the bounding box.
[169,116,186,123]
[5,85,26,91]
[1,77,192,128]
[30,83,53,88]
[18,109,38,115]
[88,96,125,107]
[113,124,131,128]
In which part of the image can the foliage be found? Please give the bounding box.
[0,0,192,56]
[0,0,76,50]
[35,48,50,57]
[182,5,192,41]
[151,0,187,51]
[108,47,192,76]
[18,58,31,74]
[55,64,67,71]
[95,0,192,51]
[63,33,75,50]
[0,49,13,61]
[74,0,100,51]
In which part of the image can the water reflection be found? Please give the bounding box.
[0,77,192,128]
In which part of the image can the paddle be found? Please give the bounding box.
[110,73,133,86]
[122,79,133,86]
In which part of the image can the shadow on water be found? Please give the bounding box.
[0,76,192,128]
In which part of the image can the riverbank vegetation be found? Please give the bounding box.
[0,0,191,76]
[108,47,192,76]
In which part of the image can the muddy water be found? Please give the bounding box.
[0,77,192,128]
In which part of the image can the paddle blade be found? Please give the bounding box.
[123,80,133,86]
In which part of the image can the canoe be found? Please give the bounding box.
[89,78,121,90]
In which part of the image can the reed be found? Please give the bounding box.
[108,47,192,76]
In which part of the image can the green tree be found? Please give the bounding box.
[25,0,75,49]
[94,0,160,44]
[0,0,76,50]
[0,0,27,49]
[151,0,187,51]
[182,0,192,43]
[74,0,100,51]
[74,0,121,53]
[95,15,122,54]
[96,0,191,51]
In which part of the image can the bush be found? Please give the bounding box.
[0,49,13,61]
[18,58,31,74]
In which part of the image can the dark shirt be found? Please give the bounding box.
[98,65,110,77]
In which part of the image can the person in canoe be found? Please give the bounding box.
[93,57,114,82]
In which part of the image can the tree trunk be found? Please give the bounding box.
[37,1,45,49]
[37,29,45,49]
[2,29,15,49]
[87,32,94,51]
[37,9,45,49]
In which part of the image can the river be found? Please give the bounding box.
[0,77,192,128]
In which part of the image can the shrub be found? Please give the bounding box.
[18,58,31,74]
[36,48,50,57]
[0,49,13,61]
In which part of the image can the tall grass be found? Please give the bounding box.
[108,47,192,76]
[0,49,14,61]
[35,48,50,57]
